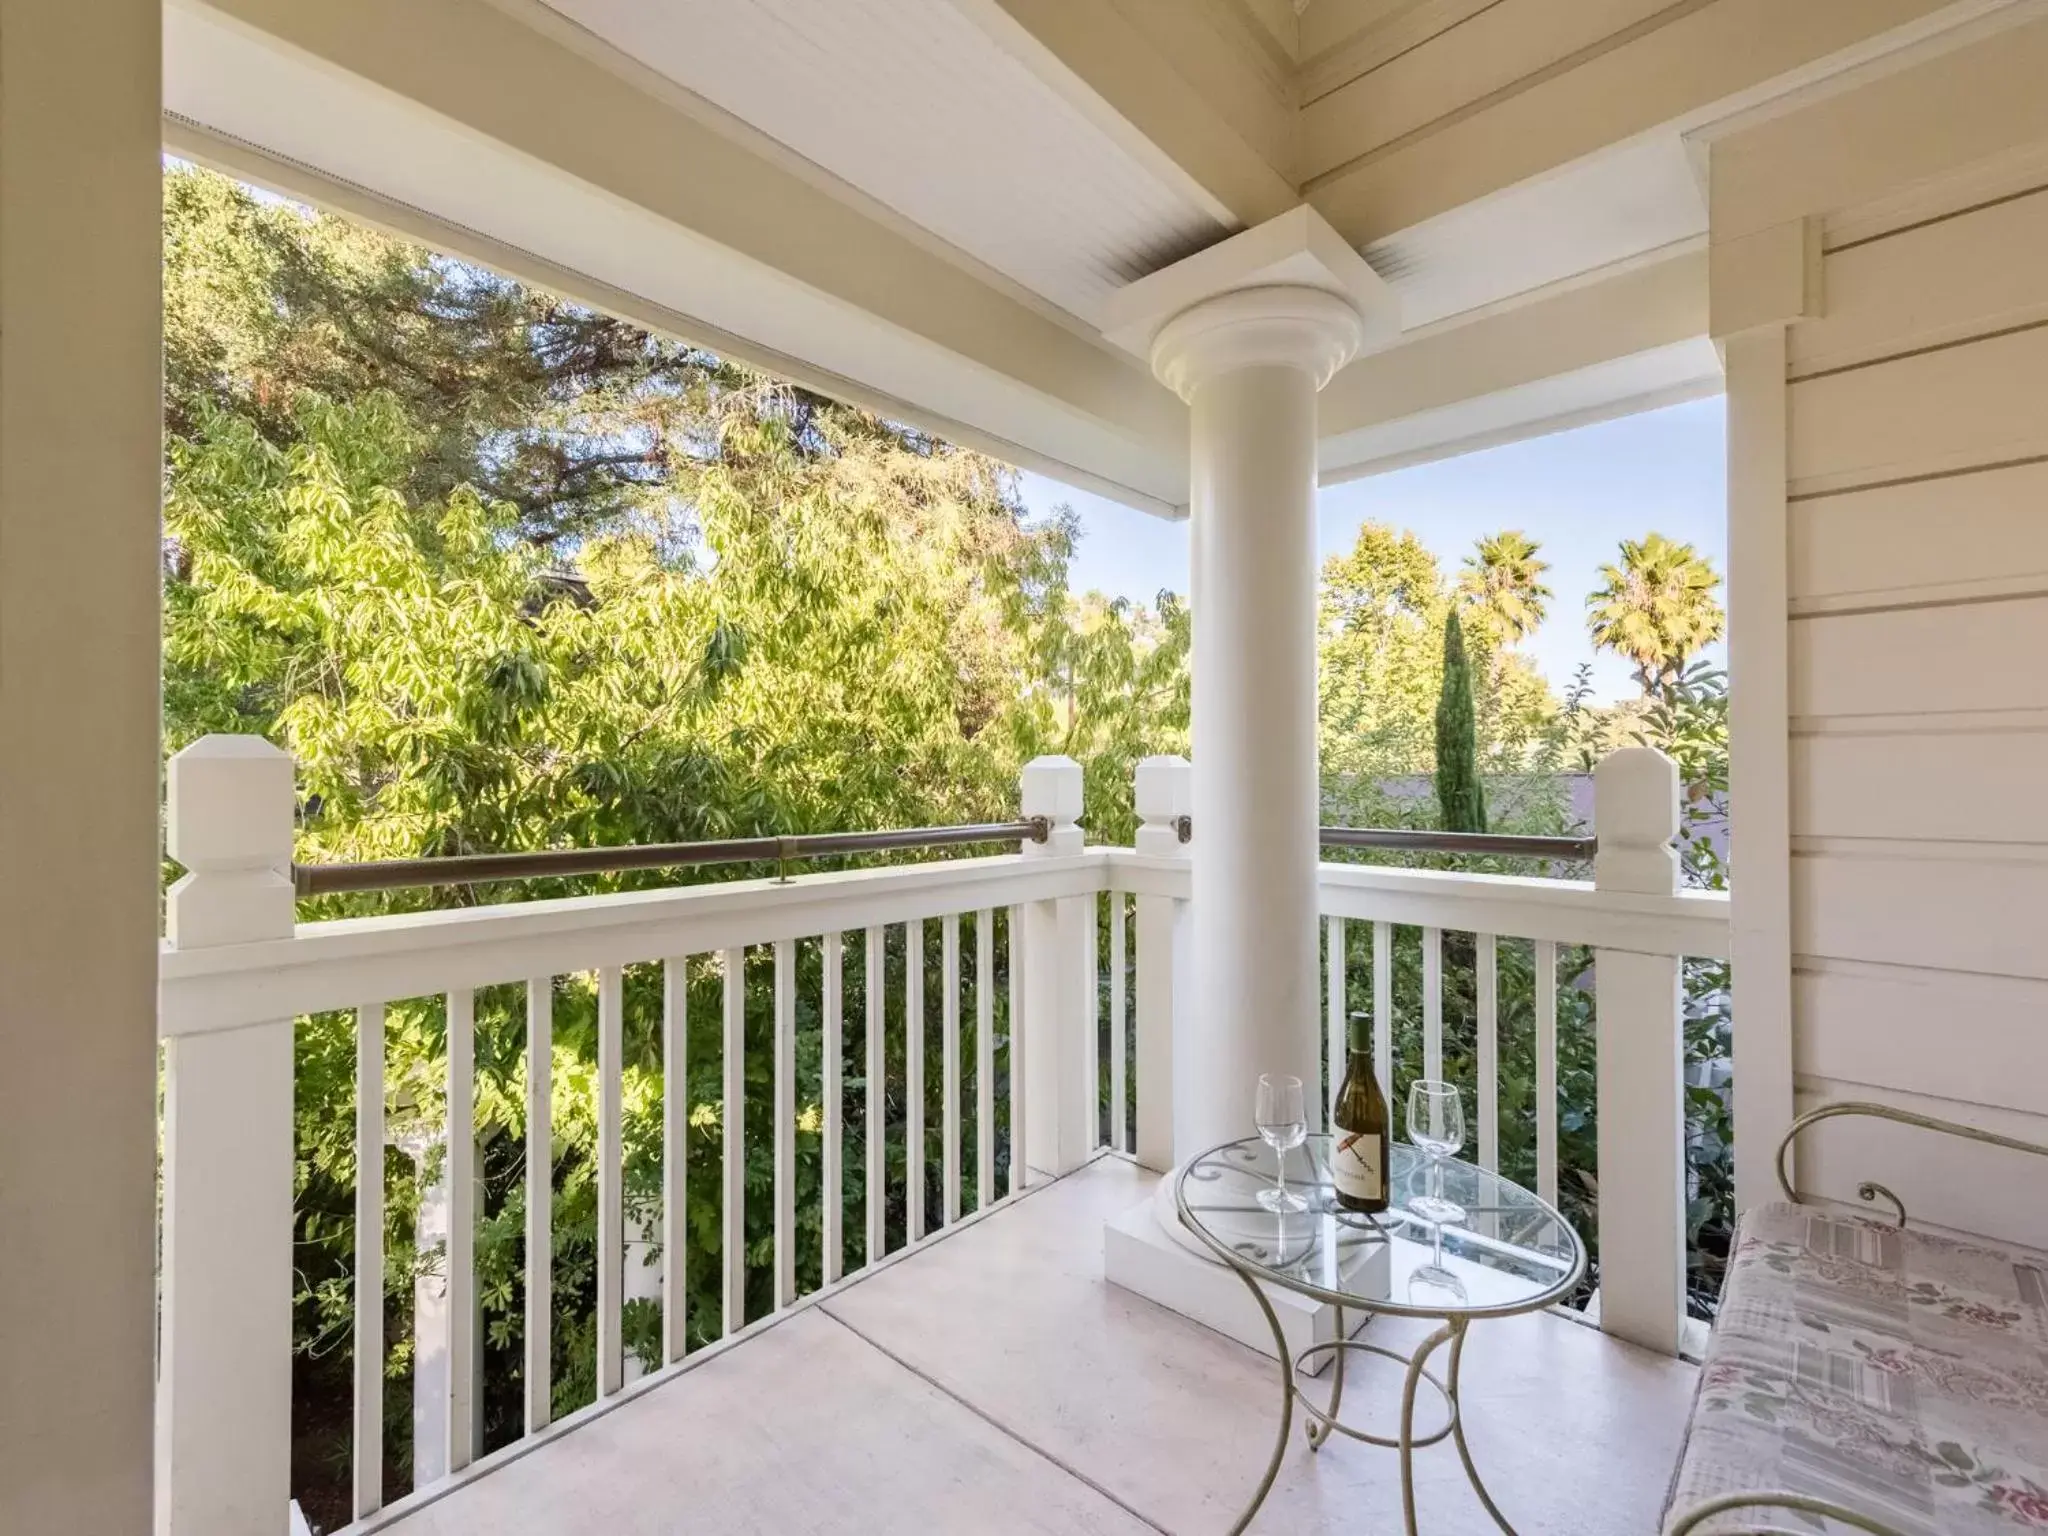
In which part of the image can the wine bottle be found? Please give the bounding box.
[1331,1011,1389,1213]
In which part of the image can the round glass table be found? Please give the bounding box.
[1175,1135,1586,1536]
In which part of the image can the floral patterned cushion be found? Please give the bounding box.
[1664,1202,2048,1534]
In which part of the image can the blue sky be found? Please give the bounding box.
[1019,395,1727,705]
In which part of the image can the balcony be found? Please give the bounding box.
[375,1155,1697,1536]
[157,735,1726,1534]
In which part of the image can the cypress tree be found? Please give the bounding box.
[1434,608,1487,833]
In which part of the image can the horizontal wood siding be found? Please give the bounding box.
[1788,320,2048,490]
[1792,732,2048,845]
[1790,458,2048,609]
[1792,184,2048,376]
[1794,961,2048,1120]
[1790,596,2048,718]
[1778,161,2048,1245]
[1792,851,2048,981]
[1792,1078,2048,1252]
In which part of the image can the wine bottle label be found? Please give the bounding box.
[1333,1129,1383,1201]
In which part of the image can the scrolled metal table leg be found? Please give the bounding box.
[1306,1303,1344,1451]
[1400,1320,1459,1536]
[1445,1319,1516,1534]
[1224,1259,1295,1536]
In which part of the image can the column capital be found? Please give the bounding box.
[1150,286,1365,401]
[1100,205,1398,402]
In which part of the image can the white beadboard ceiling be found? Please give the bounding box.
[536,0,1231,326]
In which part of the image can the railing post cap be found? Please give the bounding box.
[1594,747,1680,844]
[1595,746,1680,895]
[1020,756,1084,823]
[1134,756,1192,820]
[167,733,296,868]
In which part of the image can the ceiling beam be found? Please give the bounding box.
[954,0,1302,229]
[1319,245,1716,479]
[169,0,1193,513]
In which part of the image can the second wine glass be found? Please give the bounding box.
[1253,1073,1309,1214]
[1405,1079,1467,1227]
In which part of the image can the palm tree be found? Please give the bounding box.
[1586,533,1726,697]
[1458,531,1552,647]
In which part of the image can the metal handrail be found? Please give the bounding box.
[1774,1099,2048,1229]
[1666,1489,1910,1536]
[293,818,1052,897]
[1320,826,1597,860]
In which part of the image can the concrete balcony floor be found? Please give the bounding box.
[384,1157,1697,1535]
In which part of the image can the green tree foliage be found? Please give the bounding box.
[1456,529,1552,647]
[1433,610,1487,833]
[163,164,1187,1519]
[1318,522,1562,792]
[1586,533,1727,697]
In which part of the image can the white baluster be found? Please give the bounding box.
[1007,905,1026,1195]
[943,913,962,1224]
[1132,756,1191,1173]
[1373,921,1393,1105]
[444,988,476,1468]
[596,966,623,1396]
[526,978,554,1427]
[1476,936,1498,1173]
[661,959,686,1365]
[1594,747,1686,1356]
[865,925,886,1262]
[1020,757,1093,1176]
[774,940,797,1308]
[975,911,996,1207]
[1325,916,1346,1124]
[355,1002,385,1518]
[1423,926,1444,1083]
[722,949,746,1336]
[159,736,297,1536]
[906,919,925,1241]
[408,1119,453,1485]
[1109,894,1128,1153]
[822,933,844,1284]
[1535,942,1559,1212]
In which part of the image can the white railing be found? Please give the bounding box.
[1103,749,1730,1357]
[154,740,1727,1535]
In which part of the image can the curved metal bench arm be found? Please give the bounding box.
[1774,1099,2048,1229]
[1666,1489,1909,1535]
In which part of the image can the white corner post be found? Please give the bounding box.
[1103,208,1398,1156]
[0,4,162,1532]
[1132,756,1192,1172]
[1019,756,1096,1177]
[1592,746,1687,1356]
[160,736,300,1534]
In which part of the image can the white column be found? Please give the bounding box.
[1593,746,1687,1357]
[1019,756,1094,1176]
[159,737,300,1534]
[0,3,162,1532]
[405,1136,453,1487]
[1152,288,1373,1154]
[1131,756,1192,1172]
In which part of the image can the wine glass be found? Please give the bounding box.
[1405,1080,1467,1228]
[1253,1074,1309,1214]
[1407,1261,1468,1308]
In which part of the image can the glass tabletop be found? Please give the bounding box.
[1174,1135,1586,1318]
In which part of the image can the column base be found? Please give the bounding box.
[1103,1176,1381,1374]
